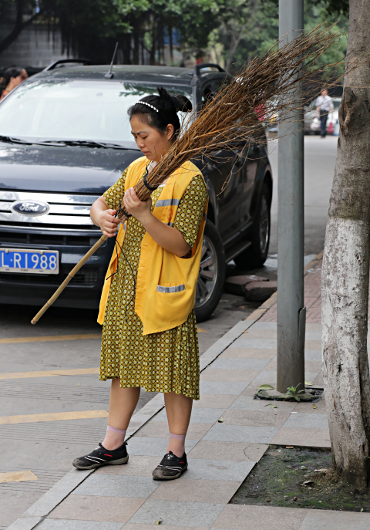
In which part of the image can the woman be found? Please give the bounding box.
[73,87,208,480]
[0,66,28,101]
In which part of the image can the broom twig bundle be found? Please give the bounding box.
[117,24,345,214]
[31,24,344,324]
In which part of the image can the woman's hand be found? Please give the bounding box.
[123,187,152,224]
[99,209,120,238]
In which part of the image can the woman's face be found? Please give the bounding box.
[9,69,28,90]
[130,115,174,162]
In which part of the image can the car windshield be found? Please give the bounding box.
[0,80,192,146]
[333,99,341,111]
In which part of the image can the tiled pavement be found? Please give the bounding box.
[10,254,370,529]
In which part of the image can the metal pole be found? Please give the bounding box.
[277,0,305,393]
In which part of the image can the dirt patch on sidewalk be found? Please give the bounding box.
[230,445,370,512]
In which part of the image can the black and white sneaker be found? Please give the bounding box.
[72,442,128,470]
[152,451,187,480]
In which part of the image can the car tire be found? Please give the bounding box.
[234,182,271,270]
[195,220,226,323]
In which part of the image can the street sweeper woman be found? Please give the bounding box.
[72,87,208,480]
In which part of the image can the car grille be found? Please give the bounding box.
[0,267,99,286]
[0,191,101,235]
[0,229,99,246]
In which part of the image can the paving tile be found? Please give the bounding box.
[151,478,240,503]
[298,508,370,529]
[203,424,279,444]
[212,504,308,530]
[304,331,321,340]
[271,428,331,448]
[128,499,225,526]
[220,347,276,360]
[314,371,324,387]
[96,455,160,476]
[25,468,94,517]
[240,382,265,397]
[305,350,322,361]
[137,420,213,440]
[232,337,278,349]
[305,340,321,350]
[201,368,259,382]
[184,457,255,481]
[153,407,226,424]
[305,323,322,332]
[263,359,322,373]
[293,398,327,414]
[210,358,271,371]
[282,413,328,430]
[200,381,250,395]
[251,322,277,330]
[38,521,123,530]
[251,371,318,386]
[7,517,42,530]
[49,495,145,522]
[72,474,159,498]
[193,394,238,409]
[250,370,277,384]
[230,395,296,412]
[242,329,277,339]
[188,440,267,462]
[124,525,208,530]
[223,409,291,427]
[128,437,198,456]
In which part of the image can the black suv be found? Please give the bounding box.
[0,61,272,321]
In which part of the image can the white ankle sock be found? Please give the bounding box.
[167,432,186,457]
[102,425,126,450]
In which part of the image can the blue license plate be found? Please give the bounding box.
[0,249,59,274]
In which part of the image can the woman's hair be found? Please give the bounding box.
[128,87,192,139]
[0,66,25,90]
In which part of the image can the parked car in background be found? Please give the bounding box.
[0,61,272,322]
[304,97,341,135]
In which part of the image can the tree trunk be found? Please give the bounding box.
[169,24,173,65]
[322,0,370,490]
[0,0,42,55]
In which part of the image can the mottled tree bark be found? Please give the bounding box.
[322,0,370,490]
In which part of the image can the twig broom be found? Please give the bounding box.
[31,25,344,324]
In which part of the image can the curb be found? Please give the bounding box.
[243,249,324,326]
[8,250,324,530]
[8,315,263,529]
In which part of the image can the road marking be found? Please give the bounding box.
[0,333,101,344]
[197,327,207,332]
[0,410,108,425]
[0,470,38,484]
[0,367,100,380]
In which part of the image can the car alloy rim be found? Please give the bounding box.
[259,194,270,255]
[195,235,218,308]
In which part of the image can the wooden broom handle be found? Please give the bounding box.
[31,235,108,325]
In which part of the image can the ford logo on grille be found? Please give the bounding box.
[11,200,50,217]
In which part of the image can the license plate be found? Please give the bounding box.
[0,249,59,274]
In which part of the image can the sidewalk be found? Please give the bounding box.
[9,252,370,530]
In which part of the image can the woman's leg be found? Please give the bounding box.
[164,391,193,457]
[102,380,140,450]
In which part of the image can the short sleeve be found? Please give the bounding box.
[103,169,128,210]
[174,174,208,248]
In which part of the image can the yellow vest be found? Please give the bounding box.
[97,157,208,335]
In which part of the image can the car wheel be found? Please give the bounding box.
[195,220,226,322]
[234,183,271,270]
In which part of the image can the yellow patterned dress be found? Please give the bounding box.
[99,166,208,400]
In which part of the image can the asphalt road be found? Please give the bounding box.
[268,134,338,255]
[0,134,337,528]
